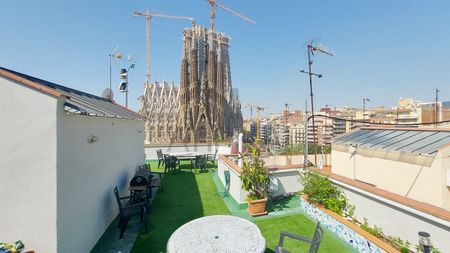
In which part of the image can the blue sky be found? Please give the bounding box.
[1,0,449,117]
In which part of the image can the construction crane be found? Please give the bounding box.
[246,103,264,142]
[133,10,195,85]
[206,0,256,31]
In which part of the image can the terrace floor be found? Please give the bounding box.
[93,161,355,253]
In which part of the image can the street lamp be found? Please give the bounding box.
[118,64,135,108]
[363,98,370,123]
[418,231,431,253]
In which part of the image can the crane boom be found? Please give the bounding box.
[246,103,264,142]
[206,0,255,31]
[133,10,195,85]
[214,2,256,24]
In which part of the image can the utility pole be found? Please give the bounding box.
[300,42,334,166]
[435,88,440,128]
[304,99,309,169]
[363,98,370,126]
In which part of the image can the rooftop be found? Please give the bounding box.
[0,67,143,120]
[333,127,450,157]
[93,161,355,253]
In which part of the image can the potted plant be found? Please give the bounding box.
[240,143,270,216]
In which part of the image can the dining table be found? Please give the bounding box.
[166,215,266,253]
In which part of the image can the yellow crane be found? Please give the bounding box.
[245,103,264,142]
[206,0,256,31]
[133,10,195,85]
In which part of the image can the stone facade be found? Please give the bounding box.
[140,25,242,144]
[177,25,242,142]
[140,81,179,144]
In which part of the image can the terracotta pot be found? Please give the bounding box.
[247,198,268,216]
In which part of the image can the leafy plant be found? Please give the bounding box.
[280,144,332,155]
[241,143,269,201]
[344,204,356,219]
[360,218,384,238]
[415,245,442,253]
[300,171,348,215]
[388,236,410,252]
[400,247,409,253]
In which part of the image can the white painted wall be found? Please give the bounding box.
[334,179,450,253]
[145,144,231,160]
[332,148,450,209]
[217,157,303,204]
[218,159,247,204]
[269,170,303,197]
[56,112,145,253]
[262,155,322,166]
[0,78,58,253]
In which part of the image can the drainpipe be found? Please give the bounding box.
[238,133,243,167]
[349,144,357,180]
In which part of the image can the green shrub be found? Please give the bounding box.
[300,171,348,215]
[415,245,442,253]
[280,144,331,155]
[241,143,269,201]
[360,218,384,238]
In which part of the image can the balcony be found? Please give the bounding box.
[92,160,356,253]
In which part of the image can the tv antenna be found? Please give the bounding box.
[300,41,334,165]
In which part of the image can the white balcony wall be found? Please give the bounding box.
[56,113,145,253]
[0,78,58,253]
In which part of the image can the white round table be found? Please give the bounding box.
[167,215,266,253]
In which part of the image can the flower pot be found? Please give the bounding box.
[247,198,268,216]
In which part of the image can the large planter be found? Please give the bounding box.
[247,198,268,216]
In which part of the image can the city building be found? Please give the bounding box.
[289,123,305,145]
[259,120,272,144]
[0,67,145,253]
[308,111,333,145]
[177,25,243,142]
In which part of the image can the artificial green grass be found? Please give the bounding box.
[255,214,356,253]
[131,161,230,253]
[131,161,355,253]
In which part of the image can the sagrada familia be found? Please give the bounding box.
[140,25,243,144]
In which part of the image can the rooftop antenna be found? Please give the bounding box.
[206,0,256,31]
[133,10,195,86]
[300,41,334,166]
[109,46,123,100]
[101,88,114,101]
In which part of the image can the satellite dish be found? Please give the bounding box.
[102,88,114,101]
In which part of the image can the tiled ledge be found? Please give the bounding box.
[300,196,399,253]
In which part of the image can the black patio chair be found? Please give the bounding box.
[275,222,324,253]
[156,149,165,168]
[144,163,163,193]
[164,155,178,173]
[129,175,151,206]
[113,186,148,239]
[207,149,218,166]
[193,155,207,172]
